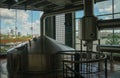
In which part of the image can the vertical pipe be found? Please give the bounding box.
[40,13,46,36]
[0,8,1,38]
[105,59,107,78]
[15,9,17,37]
[74,53,80,78]
[0,12,1,77]
[40,13,46,53]
[63,62,65,78]
[66,66,67,78]
[31,11,33,37]
[84,0,94,16]
[98,39,102,71]
[72,12,76,48]
[23,44,29,71]
[71,54,73,77]
[112,0,115,45]
[40,15,43,36]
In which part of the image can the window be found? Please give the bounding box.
[75,0,120,50]
[94,0,112,15]
[114,0,120,13]
[0,8,40,53]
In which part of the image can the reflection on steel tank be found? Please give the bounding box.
[7,36,74,78]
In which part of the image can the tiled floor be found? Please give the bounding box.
[0,59,120,78]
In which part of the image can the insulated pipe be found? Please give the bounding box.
[40,13,46,36]
[40,6,82,53]
[82,0,95,51]
[84,0,94,16]
[40,5,82,36]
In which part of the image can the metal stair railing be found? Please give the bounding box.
[56,50,107,78]
[63,63,84,78]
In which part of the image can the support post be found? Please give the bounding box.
[40,13,46,36]
[74,53,80,78]
[105,58,108,78]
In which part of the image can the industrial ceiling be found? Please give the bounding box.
[0,0,106,13]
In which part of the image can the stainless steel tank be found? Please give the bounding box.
[7,36,74,77]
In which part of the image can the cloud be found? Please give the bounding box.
[104,16,111,20]
[114,0,120,13]
[95,1,112,13]
[0,8,29,23]
[95,0,120,20]
[1,26,11,34]
[99,5,112,13]
[1,8,41,36]
[18,19,40,35]
[4,19,14,25]
[95,0,120,14]
[114,14,120,19]
[17,10,29,23]
[0,8,15,19]
[33,20,40,34]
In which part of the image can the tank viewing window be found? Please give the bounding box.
[0,8,40,53]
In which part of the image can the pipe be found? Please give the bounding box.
[84,0,94,16]
[82,0,96,51]
[40,5,83,36]
[40,0,96,36]
[40,13,46,36]
[40,8,78,53]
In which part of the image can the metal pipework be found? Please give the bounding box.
[40,5,83,36]
[39,3,82,54]
[40,13,46,36]
[80,0,97,41]
[84,0,94,16]
[97,18,120,29]
[81,0,97,52]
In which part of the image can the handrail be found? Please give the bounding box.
[56,50,107,63]
[57,50,108,78]
[64,64,84,78]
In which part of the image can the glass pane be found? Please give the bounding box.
[32,11,40,36]
[98,15,112,20]
[114,14,120,19]
[114,28,120,45]
[75,10,84,18]
[114,0,120,13]
[0,8,15,53]
[0,8,40,53]
[75,19,80,50]
[1,9,15,35]
[99,29,113,45]
[94,0,112,15]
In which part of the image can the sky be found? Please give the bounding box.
[75,0,120,30]
[0,0,120,36]
[0,9,43,36]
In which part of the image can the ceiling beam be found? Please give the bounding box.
[0,0,7,3]
[11,0,27,6]
[28,0,44,6]
[44,4,83,16]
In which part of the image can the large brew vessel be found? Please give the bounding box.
[7,36,74,77]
